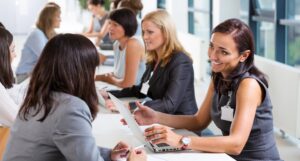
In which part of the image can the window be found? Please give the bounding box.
[157,0,166,9]
[188,0,211,41]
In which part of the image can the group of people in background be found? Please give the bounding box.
[0,0,282,161]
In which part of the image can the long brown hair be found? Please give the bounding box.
[211,19,268,93]
[19,34,100,121]
[142,10,192,66]
[0,27,14,88]
[36,4,60,39]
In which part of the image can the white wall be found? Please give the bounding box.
[212,0,240,27]
[0,0,47,34]
[165,0,188,33]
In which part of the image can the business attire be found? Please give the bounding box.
[211,72,282,161]
[3,92,112,161]
[110,51,198,115]
[113,40,146,85]
[16,28,48,83]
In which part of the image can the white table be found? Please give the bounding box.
[92,114,235,161]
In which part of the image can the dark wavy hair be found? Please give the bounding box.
[211,18,268,93]
[109,8,137,37]
[0,27,14,88]
[19,34,100,121]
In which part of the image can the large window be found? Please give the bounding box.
[285,0,300,67]
[248,0,300,68]
[188,0,211,40]
[157,0,166,9]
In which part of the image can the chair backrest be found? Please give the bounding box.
[0,127,10,160]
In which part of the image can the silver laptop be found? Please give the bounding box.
[108,93,190,153]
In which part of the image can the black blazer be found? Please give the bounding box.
[110,51,198,115]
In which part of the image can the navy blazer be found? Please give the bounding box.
[110,51,198,115]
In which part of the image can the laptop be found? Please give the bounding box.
[108,93,193,153]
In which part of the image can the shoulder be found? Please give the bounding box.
[237,77,262,95]
[53,93,92,120]
[169,51,192,65]
[27,28,47,41]
[127,38,143,49]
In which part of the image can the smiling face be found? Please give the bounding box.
[208,32,248,78]
[142,20,164,53]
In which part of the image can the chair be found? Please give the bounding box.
[0,127,10,160]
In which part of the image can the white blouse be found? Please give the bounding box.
[0,79,28,127]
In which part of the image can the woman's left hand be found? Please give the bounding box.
[144,125,182,148]
[111,141,130,160]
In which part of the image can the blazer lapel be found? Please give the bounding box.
[149,61,164,84]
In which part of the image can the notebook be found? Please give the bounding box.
[108,93,192,153]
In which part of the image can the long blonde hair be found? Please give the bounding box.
[142,10,191,66]
[36,4,60,39]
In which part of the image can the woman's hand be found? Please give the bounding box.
[99,89,109,99]
[105,99,119,113]
[144,125,183,148]
[111,141,130,160]
[127,148,147,161]
[133,101,157,125]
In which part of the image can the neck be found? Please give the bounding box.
[118,37,129,50]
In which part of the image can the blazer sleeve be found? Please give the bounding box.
[109,64,152,98]
[144,57,193,114]
[53,100,111,161]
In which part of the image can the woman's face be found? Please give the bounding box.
[208,32,246,78]
[52,10,61,28]
[88,4,101,17]
[9,42,16,62]
[142,20,164,53]
[108,20,125,40]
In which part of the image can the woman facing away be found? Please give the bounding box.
[15,3,61,83]
[133,18,282,161]
[102,10,198,116]
[3,34,146,161]
[95,8,145,88]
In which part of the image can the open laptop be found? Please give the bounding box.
[108,93,192,153]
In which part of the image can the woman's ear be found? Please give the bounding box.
[239,50,251,62]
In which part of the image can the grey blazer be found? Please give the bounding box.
[3,92,111,161]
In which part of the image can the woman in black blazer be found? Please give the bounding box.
[104,10,198,115]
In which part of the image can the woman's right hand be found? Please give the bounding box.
[133,101,157,125]
[100,89,109,99]
[105,99,119,113]
[127,148,147,161]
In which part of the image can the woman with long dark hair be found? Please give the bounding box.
[3,34,145,161]
[0,27,17,127]
[133,19,282,161]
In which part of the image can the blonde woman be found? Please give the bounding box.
[16,3,61,83]
[105,10,197,115]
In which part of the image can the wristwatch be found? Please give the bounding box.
[180,136,191,150]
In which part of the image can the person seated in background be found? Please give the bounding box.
[117,0,143,36]
[0,27,18,127]
[15,3,61,83]
[102,10,198,116]
[95,8,145,88]
[3,34,146,161]
[132,19,282,161]
[83,0,113,49]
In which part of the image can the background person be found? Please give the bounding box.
[95,8,145,88]
[103,10,198,116]
[15,3,61,83]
